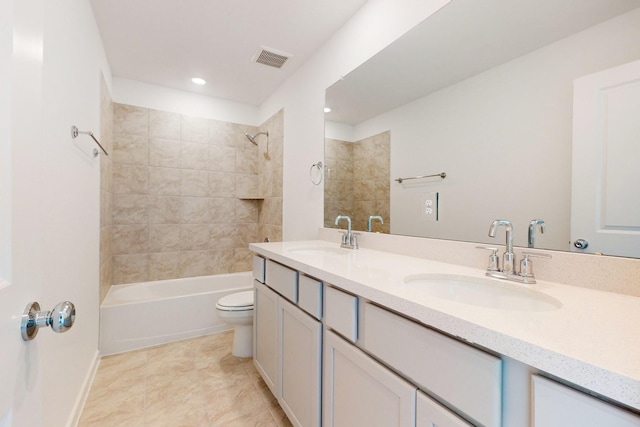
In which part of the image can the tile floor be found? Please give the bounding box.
[79,331,293,426]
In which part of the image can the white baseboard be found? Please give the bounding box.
[67,350,100,427]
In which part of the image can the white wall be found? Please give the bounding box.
[259,0,451,240]
[112,77,259,125]
[349,8,640,250]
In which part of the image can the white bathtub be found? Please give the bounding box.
[100,271,253,355]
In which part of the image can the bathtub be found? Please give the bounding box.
[100,271,253,355]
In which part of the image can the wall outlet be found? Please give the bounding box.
[421,192,439,221]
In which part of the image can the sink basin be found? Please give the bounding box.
[287,246,350,256]
[404,274,561,312]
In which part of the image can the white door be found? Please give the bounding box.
[571,60,640,257]
[0,0,46,425]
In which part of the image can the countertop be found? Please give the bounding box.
[249,240,640,411]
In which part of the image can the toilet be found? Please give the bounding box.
[215,291,254,357]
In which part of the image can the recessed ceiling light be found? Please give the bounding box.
[324,107,332,113]
[191,77,206,85]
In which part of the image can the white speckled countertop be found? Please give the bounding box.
[250,240,640,411]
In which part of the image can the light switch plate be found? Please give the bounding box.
[421,192,439,221]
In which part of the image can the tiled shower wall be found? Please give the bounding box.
[99,76,114,303]
[324,131,390,233]
[105,104,283,285]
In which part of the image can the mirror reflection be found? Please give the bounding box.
[324,0,640,257]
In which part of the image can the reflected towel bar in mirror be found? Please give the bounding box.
[395,172,446,184]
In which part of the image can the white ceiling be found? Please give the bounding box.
[325,0,640,125]
[90,0,368,106]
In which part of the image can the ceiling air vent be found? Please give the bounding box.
[252,46,292,69]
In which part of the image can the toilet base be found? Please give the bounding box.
[232,324,253,357]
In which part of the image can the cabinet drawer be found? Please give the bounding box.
[417,391,472,427]
[325,286,358,343]
[252,255,265,283]
[362,302,502,427]
[532,375,640,426]
[298,275,323,320]
[265,260,298,302]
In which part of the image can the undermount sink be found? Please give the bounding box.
[404,274,562,312]
[287,246,350,256]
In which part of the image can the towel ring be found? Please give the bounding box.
[310,161,323,185]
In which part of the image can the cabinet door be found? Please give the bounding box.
[532,375,640,427]
[324,330,416,427]
[279,298,322,427]
[254,280,279,395]
[416,391,472,427]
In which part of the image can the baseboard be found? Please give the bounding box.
[66,350,100,427]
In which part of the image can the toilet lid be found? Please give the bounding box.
[217,291,254,310]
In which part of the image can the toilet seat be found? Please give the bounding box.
[216,291,254,312]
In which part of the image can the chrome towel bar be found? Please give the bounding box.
[395,172,446,183]
[71,125,109,157]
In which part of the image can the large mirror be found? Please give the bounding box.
[324,0,640,258]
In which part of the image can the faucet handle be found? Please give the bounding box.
[476,246,500,272]
[519,251,552,280]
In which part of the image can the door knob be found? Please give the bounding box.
[21,301,76,341]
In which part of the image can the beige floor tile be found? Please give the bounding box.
[145,399,211,427]
[198,361,251,392]
[219,406,279,427]
[202,379,267,425]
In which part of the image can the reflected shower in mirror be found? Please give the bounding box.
[324,0,640,257]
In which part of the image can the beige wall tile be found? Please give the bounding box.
[114,104,148,137]
[113,164,148,194]
[148,252,179,281]
[180,169,209,196]
[113,254,148,284]
[100,156,113,191]
[236,174,258,199]
[180,197,211,224]
[148,196,181,224]
[100,226,112,266]
[208,172,236,198]
[181,141,209,170]
[100,190,112,227]
[99,257,112,300]
[209,224,236,250]
[236,223,258,249]
[148,167,181,196]
[179,250,213,278]
[209,146,236,172]
[236,146,258,174]
[231,248,253,273]
[149,109,181,140]
[181,115,209,143]
[148,224,180,252]
[210,249,236,274]
[112,194,148,225]
[113,134,148,165]
[209,120,236,147]
[180,224,210,251]
[149,138,181,167]
[112,224,148,255]
[236,199,259,223]
[210,198,236,224]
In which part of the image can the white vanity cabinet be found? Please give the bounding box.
[416,392,473,427]
[532,375,640,426]
[323,329,416,427]
[253,259,322,427]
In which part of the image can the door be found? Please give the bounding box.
[571,60,640,257]
[1,0,46,425]
[323,330,416,427]
[279,298,322,427]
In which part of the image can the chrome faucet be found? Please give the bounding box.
[367,215,384,232]
[528,219,545,248]
[478,219,552,284]
[335,215,358,249]
[488,219,515,274]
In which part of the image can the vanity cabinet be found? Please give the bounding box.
[253,258,322,427]
[416,392,473,427]
[323,329,416,427]
[532,375,640,426]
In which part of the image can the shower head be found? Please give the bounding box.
[245,131,269,145]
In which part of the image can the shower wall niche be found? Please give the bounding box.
[100,104,283,286]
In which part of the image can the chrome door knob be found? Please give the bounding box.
[21,301,76,341]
